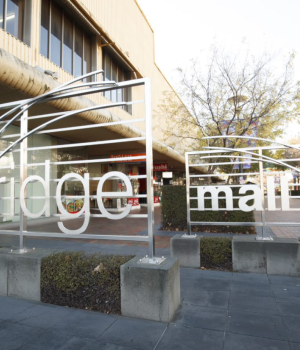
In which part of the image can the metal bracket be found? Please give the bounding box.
[181,234,198,238]
[137,255,166,265]
[255,236,274,241]
[9,247,36,254]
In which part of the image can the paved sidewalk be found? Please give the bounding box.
[1,269,300,349]
[255,198,300,240]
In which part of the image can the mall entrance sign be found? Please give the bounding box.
[185,136,300,239]
[0,71,157,259]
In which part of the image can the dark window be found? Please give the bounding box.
[74,27,83,77]
[103,50,132,114]
[0,0,4,30]
[2,0,25,40]
[40,0,49,57]
[40,0,93,80]
[83,33,91,82]
[50,1,61,67]
[63,14,72,74]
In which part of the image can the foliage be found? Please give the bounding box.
[161,185,255,234]
[157,47,299,176]
[41,252,133,315]
[200,237,232,271]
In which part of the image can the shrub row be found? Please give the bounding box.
[161,185,255,234]
[200,237,232,271]
[41,237,233,313]
[41,252,133,315]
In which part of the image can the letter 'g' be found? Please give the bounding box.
[97,171,133,220]
[56,173,90,234]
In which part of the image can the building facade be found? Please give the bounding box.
[0,0,187,219]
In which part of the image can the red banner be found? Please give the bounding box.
[128,198,140,206]
[154,163,168,172]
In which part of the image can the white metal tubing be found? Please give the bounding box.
[1,134,20,139]
[144,78,155,259]
[200,155,300,166]
[0,70,105,136]
[19,137,146,152]
[19,106,28,250]
[43,79,148,103]
[190,161,259,166]
[203,146,300,174]
[50,175,147,181]
[0,231,149,241]
[0,70,104,110]
[185,153,191,235]
[0,101,138,160]
[199,154,298,169]
[26,155,147,167]
[203,135,300,153]
[190,173,259,177]
[20,194,148,199]
[191,221,261,226]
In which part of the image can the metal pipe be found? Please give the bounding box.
[185,152,191,235]
[144,78,155,259]
[19,105,28,251]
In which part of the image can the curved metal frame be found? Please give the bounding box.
[0,71,156,259]
[186,136,300,238]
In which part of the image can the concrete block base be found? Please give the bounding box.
[233,237,300,276]
[171,234,201,268]
[0,248,56,300]
[121,256,180,322]
[266,238,300,276]
[232,237,267,274]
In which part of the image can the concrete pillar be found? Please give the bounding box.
[232,236,300,276]
[0,248,56,301]
[171,234,201,268]
[266,238,300,276]
[121,256,181,322]
[232,236,267,274]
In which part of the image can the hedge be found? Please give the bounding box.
[161,185,255,234]
[291,190,300,196]
[200,237,232,271]
[41,252,133,315]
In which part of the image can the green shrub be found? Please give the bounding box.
[200,237,232,271]
[161,185,255,234]
[41,252,133,315]
[291,190,300,196]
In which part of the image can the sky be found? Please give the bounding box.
[137,0,300,140]
[137,0,300,84]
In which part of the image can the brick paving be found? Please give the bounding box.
[1,198,300,249]
[0,206,172,249]
[1,270,300,349]
[255,198,300,240]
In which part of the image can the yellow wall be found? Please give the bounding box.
[0,0,185,152]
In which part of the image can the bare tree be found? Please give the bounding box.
[157,48,299,156]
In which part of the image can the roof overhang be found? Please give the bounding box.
[0,48,187,170]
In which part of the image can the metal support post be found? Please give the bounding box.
[144,78,155,260]
[185,153,191,235]
[258,149,266,238]
[19,105,28,252]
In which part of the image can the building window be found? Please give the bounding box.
[40,0,93,80]
[103,50,132,114]
[1,0,25,41]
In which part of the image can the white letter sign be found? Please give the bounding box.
[97,171,133,220]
